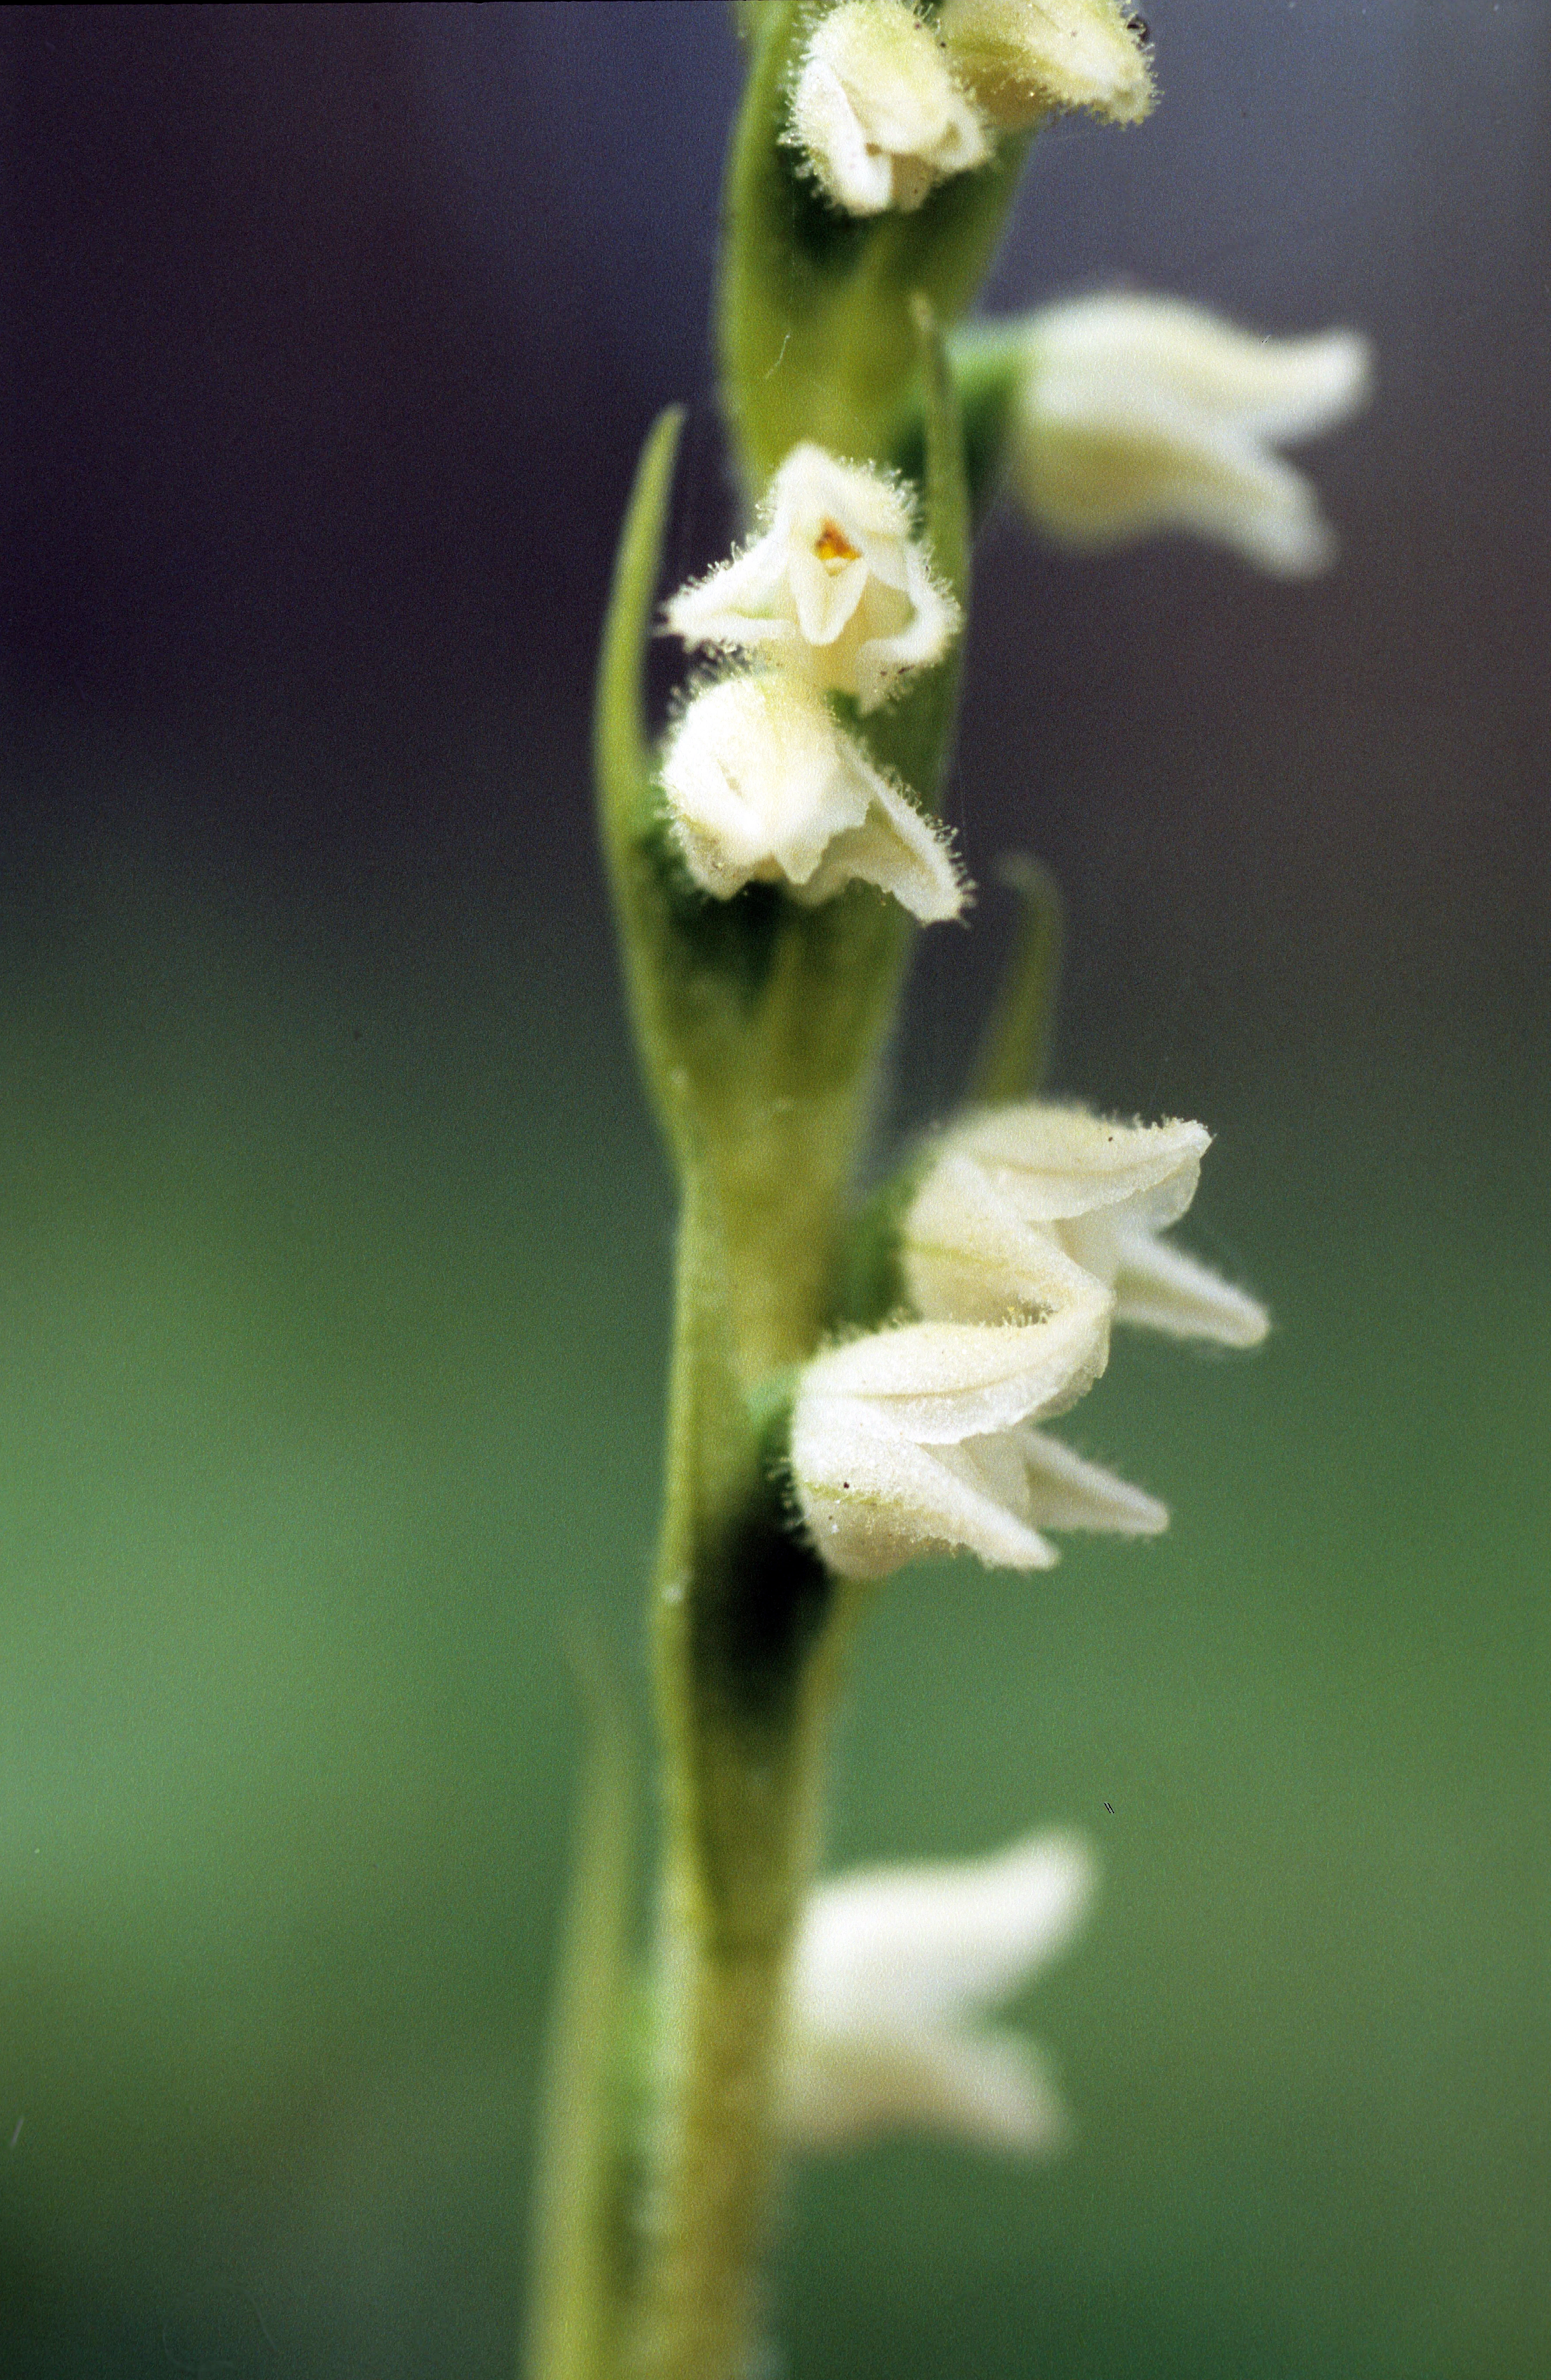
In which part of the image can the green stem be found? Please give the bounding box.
[624,1173,845,2380]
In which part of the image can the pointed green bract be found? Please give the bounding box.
[969,853,1065,1103]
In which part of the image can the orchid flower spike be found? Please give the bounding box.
[938,0,1154,132]
[784,1831,1096,2152]
[1008,291,1373,575]
[665,442,960,714]
[658,674,964,922]
[790,1308,1167,1580]
[906,1103,1270,1346]
[789,0,990,218]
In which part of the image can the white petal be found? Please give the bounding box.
[1019,1428,1168,1535]
[905,1150,1112,1322]
[792,1413,1057,1577]
[793,3,990,218]
[789,53,897,216]
[784,2021,1070,2153]
[950,1105,1209,1232]
[939,0,1153,131]
[1011,294,1371,573]
[1111,1228,1270,1346]
[794,1833,1096,2027]
[1033,294,1373,441]
[659,677,965,920]
[796,769,965,923]
[799,1311,1111,1443]
[663,543,796,656]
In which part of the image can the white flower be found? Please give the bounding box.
[1008,292,1373,576]
[784,1831,1095,2152]
[665,442,960,714]
[938,0,1154,132]
[906,1103,1270,1346]
[790,1308,1168,1579]
[658,675,964,922]
[789,0,990,219]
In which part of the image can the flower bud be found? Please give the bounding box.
[659,675,965,922]
[938,0,1153,132]
[790,0,990,218]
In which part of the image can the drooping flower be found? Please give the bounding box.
[665,442,960,714]
[905,1103,1270,1346]
[658,674,964,921]
[938,0,1154,132]
[783,1830,1095,2152]
[1006,291,1372,575]
[788,0,990,218]
[790,1308,1167,1579]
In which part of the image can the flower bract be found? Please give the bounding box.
[789,0,990,217]
[783,1831,1095,2151]
[665,442,960,713]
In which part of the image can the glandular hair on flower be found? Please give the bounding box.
[938,0,1154,132]
[665,441,960,713]
[789,0,990,217]
[658,674,965,923]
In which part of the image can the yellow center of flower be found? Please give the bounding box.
[813,519,861,568]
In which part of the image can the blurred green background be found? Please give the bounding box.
[4,5,1547,2376]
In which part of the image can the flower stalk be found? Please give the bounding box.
[532,9,1370,2379]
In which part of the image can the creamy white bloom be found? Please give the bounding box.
[938,0,1153,131]
[665,443,960,714]
[659,675,964,922]
[1009,292,1373,575]
[791,1307,1168,1579]
[789,0,990,218]
[784,1831,1095,2151]
[907,1102,1270,1346]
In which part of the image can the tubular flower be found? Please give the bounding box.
[905,1103,1270,1346]
[783,1831,1096,2152]
[665,441,960,714]
[938,0,1154,131]
[658,674,964,921]
[788,0,990,218]
[789,1308,1168,1580]
[1008,291,1373,575]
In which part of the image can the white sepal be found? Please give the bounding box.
[938,0,1154,132]
[1010,292,1372,576]
[658,675,965,923]
[789,0,990,219]
[784,1831,1095,2152]
[665,443,960,714]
